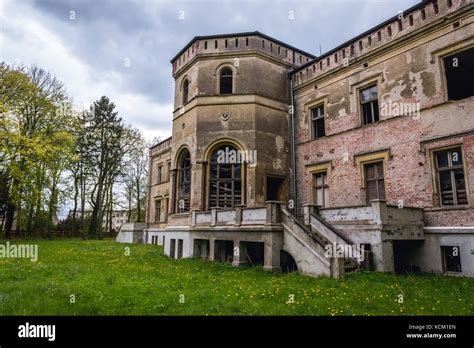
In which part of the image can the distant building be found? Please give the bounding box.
[73,210,129,231]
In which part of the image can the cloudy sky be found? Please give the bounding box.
[0,0,420,140]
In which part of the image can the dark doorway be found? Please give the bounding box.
[393,240,423,274]
[193,239,210,260]
[266,176,285,201]
[241,241,264,266]
[280,250,298,273]
[177,239,183,259]
[214,240,233,263]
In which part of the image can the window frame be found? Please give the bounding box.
[441,245,462,273]
[175,149,192,213]
[157,164,163,184]
[155,199,162,222]
[433,146,468,206]
[182,78,189,105]
[359,84,380,125]
[364,161,386,203]
[442,46,474,102]
[208,144,243,209]
[311,103,326,140]
[312,171,329,208]
[218,66,234,95]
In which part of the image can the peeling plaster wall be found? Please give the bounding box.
[294,10,474,226]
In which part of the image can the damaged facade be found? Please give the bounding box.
[118,0,474,277]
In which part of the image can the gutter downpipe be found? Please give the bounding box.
[288,72,298,216]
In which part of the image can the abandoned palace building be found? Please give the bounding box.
[117,0,474,277]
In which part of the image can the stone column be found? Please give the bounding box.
[208,238,215,261]
[263,232,282,272]
[232,240,247,267]
[169,169,178,215]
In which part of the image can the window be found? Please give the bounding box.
[435,147,467,206]
[443,47,474,101]
[167,161,171,181]
[360,84,379,125]
[209,144,242,209]
[441,246,462,272]
[313,172,329,207]
[177,239,183,259]
[219,67,233,94]
[176,149,191,213]
[365,161,385,203]
[157,165,163,184]
[182,78,189,104]
[311,104,326,140]
[155,200,161,222]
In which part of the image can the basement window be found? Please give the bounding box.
[441,246,462,272]
[443,47,474,101]
[434,147,467,206]
[311,104,326,140]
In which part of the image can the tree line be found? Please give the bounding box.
[0,63,152,239]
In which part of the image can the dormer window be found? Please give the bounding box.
[182,78,189,104]
[219,67,233,94]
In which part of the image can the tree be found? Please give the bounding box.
[84,96,134,239]
[0,63,74,238]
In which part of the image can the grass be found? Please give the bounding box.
[0,239,473,315]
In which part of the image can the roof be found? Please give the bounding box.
[170,31,316,63]
[289,0,434,76]
[149,136,172,150]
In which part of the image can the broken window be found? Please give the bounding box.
[176,149,191,213]
[313,171,329,207]
[435,147,467,206]
[441,246,462,272]
[365,161,385,203]
[311,104,325,140]
[360,84,379,125]
[209,145,242,209]
[219,67,233,94]
[443,47,474,101]
[182,78,189,104]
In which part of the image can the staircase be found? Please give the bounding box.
[280,206,360,278]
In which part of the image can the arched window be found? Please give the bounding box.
[219,67,233,94]
[176,149,191,213]
[182,78,189,104]
[209,144,242,208]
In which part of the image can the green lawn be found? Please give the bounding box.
[0,239,473,315]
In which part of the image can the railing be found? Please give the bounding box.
[191,201,284,227]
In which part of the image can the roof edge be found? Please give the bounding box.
[170,31,316,63]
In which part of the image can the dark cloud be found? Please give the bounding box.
[2,0,420,136]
